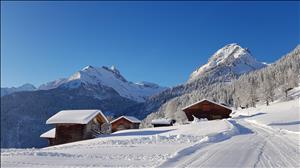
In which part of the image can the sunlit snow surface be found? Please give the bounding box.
[1,88,299,167]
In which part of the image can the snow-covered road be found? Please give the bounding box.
[159,119,300,168]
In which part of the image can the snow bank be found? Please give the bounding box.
[151,118,173,125]
[232,98,300,133]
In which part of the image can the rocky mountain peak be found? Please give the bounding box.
[188,43,266,82]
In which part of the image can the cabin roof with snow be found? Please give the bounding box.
[46,109,109,124]
[151,118,173,125]
[182,99,232,111]
[40,128,56,138]
[111,116,141,124]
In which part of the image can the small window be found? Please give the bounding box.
[211,115,222,119]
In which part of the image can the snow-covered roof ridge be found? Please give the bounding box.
[188,43,266,82]
[111,115,141,124]
[40,128,56,138]
[46,109,108,124]
[151,118,173,125]
[182,99,232,111]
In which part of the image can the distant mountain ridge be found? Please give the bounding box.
[1,83,36,96]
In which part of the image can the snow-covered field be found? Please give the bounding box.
[1,91,299,167]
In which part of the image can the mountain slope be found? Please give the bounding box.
[1,83,36,96]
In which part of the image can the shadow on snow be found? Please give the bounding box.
[269,121,300,126]
[108,129,176,137]
[233,112,267,119]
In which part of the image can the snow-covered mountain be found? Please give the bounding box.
[122,43,268,119]
[140,45,299,128]
[1,83,36,96]
[38,65,166,102]
[189,43,266,82]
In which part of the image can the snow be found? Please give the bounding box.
[40,128,55,138]
[189,43,266,82]
[151,118,173,125]
[111,116,141,124]
[1,97,299,167]
[46,109,108,124]
[1,120,233,167]
[232,98,300,133]
[38,78,67,90]
[159,119,299,168]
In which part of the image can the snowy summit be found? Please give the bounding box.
[188,43,266,82]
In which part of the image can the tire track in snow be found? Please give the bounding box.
[246,120,300,168]
[159,119,299,168]
[158,119,243,168]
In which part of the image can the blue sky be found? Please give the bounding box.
[1,1,299,87]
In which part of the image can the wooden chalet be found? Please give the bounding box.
[40,109,109,146]
[151,118,176,127]
[111,116,141,132]
[182,99,232,121]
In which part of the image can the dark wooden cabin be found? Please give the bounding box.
[151,119,176,127]
[111,116,141,132]
[182,99,232,121]
[40,128,56,146]
[40,109,109,146]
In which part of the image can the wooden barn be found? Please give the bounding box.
[182,99,232,121]
[151,118,176,127]
[40,109,109,146]
[111,116,141,132]
[40,128,56,146]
